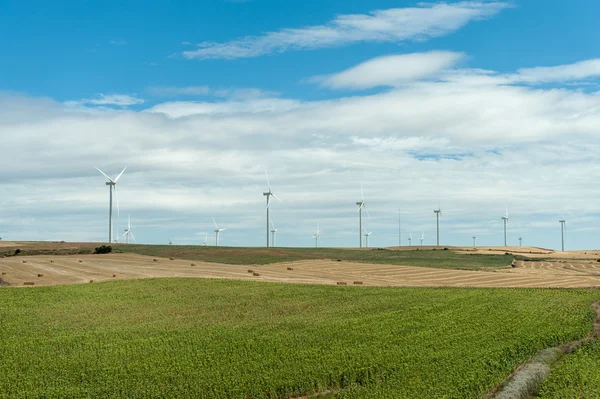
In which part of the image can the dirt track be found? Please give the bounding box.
[2,253,600,288]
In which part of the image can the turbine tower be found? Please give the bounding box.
[263,168,282,248]
[518,236,522,246]
[203,233,208,246]
[419,232,424,246]
[95,166,127,243]
[356,184,369,248]
[270,220,278,247]
[434,208,442,246]
[122,215,136,244]
[313,223,320,248]
[213,218,227,247]
[363,228,373,248]
[502,207,509,247]
[408,233,412,247]
[559,219,566,251]
[472,236,477,247]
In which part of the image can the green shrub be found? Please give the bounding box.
[94,245,112,254]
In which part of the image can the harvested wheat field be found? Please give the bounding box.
[2,249,600,288]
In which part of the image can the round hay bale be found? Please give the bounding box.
[337,282,347,286]
[23,282,35,286]
[89,280,94,283]
[191,263,196,266]
[153,259,158,262]
[50,260,53,263]
[78,260,82,263]
[1,272,6,275]
[353,281,363,285]
[253,272,261,276]
[287,267,294,271]
[22,260,27,263]
[37,274,43,277]
[112,274,116,278]
[247,269,254,273]
[169,257,174,261]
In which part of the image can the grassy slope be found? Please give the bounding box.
[537,340,600,397]
[115,245,513,270]
[0,279,597,398]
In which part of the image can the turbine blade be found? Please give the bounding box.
[270,220,275,230]
[361,183,364,201]
[130,232,136,243]
[212,218,219,229]
[365,205,371,219]
[220,228,227,232]
[114,185,120,217]
[272,193,283,203]
[264,167,271,191]
[114,166,127,182]
[95,166,114,183]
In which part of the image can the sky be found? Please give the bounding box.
[1,0,600,249]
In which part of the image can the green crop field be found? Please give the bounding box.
[537,340,600,398]
[0,279,598,398]
[115,244,513,270]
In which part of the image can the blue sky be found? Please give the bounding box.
[1,1,600,249]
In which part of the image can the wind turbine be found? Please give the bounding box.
[408,233,412,247]
[518,236,522,246]
[356,184,370,248]
[122,215,136,244]
[213,218,226,247]
[501,206,509,247]
[559,219,567,251]
[313,223,320,248]
[95,166,127,243]
[472,236,477,247]
[419,232,424,246]
[203,233,208,246]
[263,168,282,248]
[363,228,373,248]
[270,220,278,247]
[434,207,442,246]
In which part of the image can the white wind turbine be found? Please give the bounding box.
[313,223,320,248]
[356,184,370,248]
[203,233,208,246]
[95,166,127,244]
[270,220,278,247]
[408,233,412,246]
[263,168,282,248]
[559,218,567,251]
[472,236,477,247]
[518,236,522,246]
[213,218,227,247]
[363,228,373,248]
[434,200,442,246]
[502,206,509,247]
[419,232,424,246]
[122,215,136,244]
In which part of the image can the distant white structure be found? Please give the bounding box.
[313,223,320,248]
[472,236,477,247]
[263,168,281,248]
[559,219,566,251]
[123,215,136,244]
[363,228,373,248]
[95,166,127,243]
[213,218,227,247]
[270,220,278,247]
[502,207,509,246]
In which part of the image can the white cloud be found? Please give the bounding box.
[315,51,465,89]
[183,2,510,59]
[109,40,127,46]
[65,93,144,108]
[513,59,600,84]
[5,56,600,249]
[146,86,278,100]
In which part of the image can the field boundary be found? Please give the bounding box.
[486,301,600,399]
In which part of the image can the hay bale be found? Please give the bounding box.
[37,274,43,277]
[354,281,363,285]
[1,272,5,275]
[22,260,27,263]
[50,260,53,263]
[112,274,116,278]
[169,257,174,261]
[153,259,158,262]
[337,282,347,286]
[78,260,82,263]
[23,282,35,286]
[253,272,261,276]
[191,263,196,266]
[89,280,94,283]
[287,267,294,271]
[247,269,254,273]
